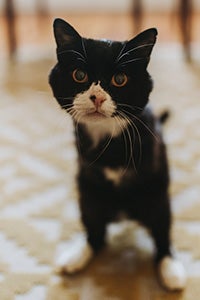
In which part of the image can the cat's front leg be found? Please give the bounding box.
[143,192,187,291]
[78,168,114,253]
[158,255,186,291]
[81,206,108,253]
[55,233,94,274]
[56,198,108,275]
[152,218,186,291]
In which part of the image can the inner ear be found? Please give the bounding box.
[53,18,82,47]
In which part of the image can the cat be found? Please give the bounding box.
[49,18,186,291]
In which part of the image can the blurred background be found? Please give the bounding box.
[0,1,200,299]
[0,0,200,60]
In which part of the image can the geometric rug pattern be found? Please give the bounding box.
[0,46,200,299]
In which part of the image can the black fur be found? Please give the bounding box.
[49,19,172,264]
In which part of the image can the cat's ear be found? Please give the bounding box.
[121,28,157,64]
[53,18,81,47]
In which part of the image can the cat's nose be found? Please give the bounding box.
[90,95,106,108]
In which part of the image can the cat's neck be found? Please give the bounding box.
[83,117,128,147]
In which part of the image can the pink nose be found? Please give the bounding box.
[90,95,106,108]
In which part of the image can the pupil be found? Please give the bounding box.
[76,70,85,81]
[115,74,124,84]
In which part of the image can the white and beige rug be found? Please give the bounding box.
[0,44,200,299]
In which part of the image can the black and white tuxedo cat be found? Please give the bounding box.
[49,18,186,291]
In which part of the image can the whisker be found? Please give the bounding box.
[119,111,142,167]
[73,114,84,163]
[57,96,74,101]
[118,57,145,67]
[88,125,115,167]
[117,103,143,111]
[66,108,75,115]
[121,108,160,142]
[114,115,128,160]
[130,119,142,167]
[115,43,127,62]
[57,49,86,62]
[71,109,83,122]
[116,43,154,63]
[117,111,138,174]
[81,38,87,60]
[77,57,87,63]
[61,104,73,109]
[114,115,132,175]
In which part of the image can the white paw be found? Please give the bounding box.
[56,236,94,274]
[158,256,187,291]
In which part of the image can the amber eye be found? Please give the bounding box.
[111,73,128,87]
[72,69,88,83]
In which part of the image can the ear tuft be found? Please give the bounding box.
[120,28,158,65]
[53,18,81,47]
[136,28,158,49]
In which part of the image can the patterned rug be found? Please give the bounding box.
[0,44,200,299]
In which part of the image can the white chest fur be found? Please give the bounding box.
[103,167,132,186]
[85,117,127,147]
[104,167,124,186]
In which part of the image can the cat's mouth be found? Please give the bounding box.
[86,111,107,120]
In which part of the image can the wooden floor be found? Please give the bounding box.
[0,12,200,57]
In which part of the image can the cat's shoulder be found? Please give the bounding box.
[140,105,155,122]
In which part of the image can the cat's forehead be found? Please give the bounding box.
[84,38,123,63]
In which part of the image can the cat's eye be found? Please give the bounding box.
[72,69,88,83]
[111,73,128,87]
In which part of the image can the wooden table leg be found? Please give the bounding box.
[132,0,143,34]
[179,0,193,61]
[5,0,17,60]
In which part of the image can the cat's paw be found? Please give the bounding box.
[158,256,186,291]
[56,236,94,274]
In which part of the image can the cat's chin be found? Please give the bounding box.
[82,112,108,123]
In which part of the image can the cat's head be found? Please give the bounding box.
[49,18,157,127]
